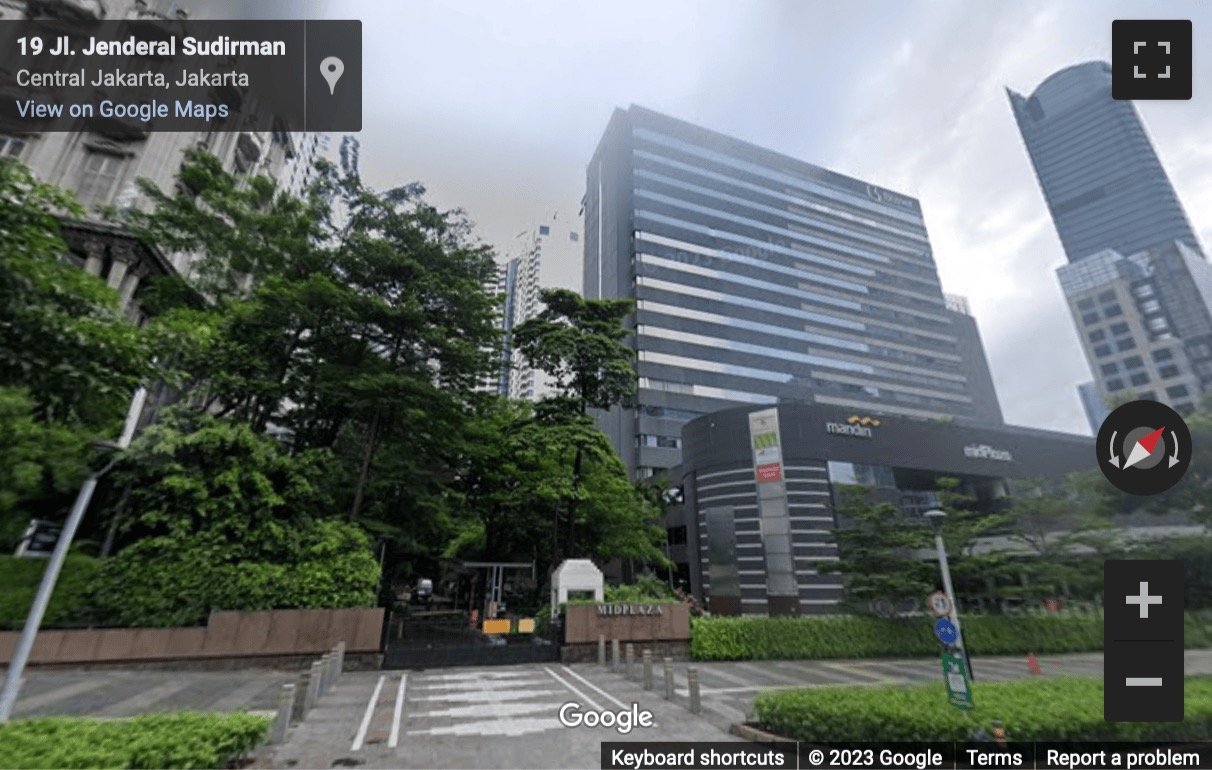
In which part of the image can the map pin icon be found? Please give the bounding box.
[320,56,344,95]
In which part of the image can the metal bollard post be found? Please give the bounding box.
[642,649,653,690]
[663,657,674,700]
[598,634,606,667]
[625,643,635,679]
[271,683,296,743]
[335,642,345,680]
[304,660,322,714]
[319,654,332,693]
[292,670,310,722]
[611,639,621,672]
[687,667,701,714]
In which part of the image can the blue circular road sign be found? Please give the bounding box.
[934,618,958,646]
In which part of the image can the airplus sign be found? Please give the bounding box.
[1126,581,1163,619]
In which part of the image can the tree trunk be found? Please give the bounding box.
[566,446,583,556]
[348,408,381,520]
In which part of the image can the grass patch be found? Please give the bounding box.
[0,711,271,769]
[753,675,1212,742]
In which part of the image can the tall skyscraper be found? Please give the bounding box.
[1010,62,1212,428]
[584,105,1005,480]
[1007,61,1201,263]
[504,212,583,401]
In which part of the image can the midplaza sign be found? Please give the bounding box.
[595,604,664,616]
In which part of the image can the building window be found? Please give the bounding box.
[1153,349,1174,363]
[538,225,550,235]
[1166,385,1190,399]
[569,231,579,242]
[1081,312,1100,325]
[1077,298,1095,311]
[1159,364,1181,379]
[638,434,682,449]
[1100,363,1119,376]
[0,134,25,159]
[666,526,687,546]
[77,151,125,207]
[1088,330,1106,343]
[1117,337,1136,351]
[1106,378,1125,392]
[1094,343,1113,358]
[1129,373,1150,387]
[1110,322,1130,335]
[1098,290,1117,303]
[1123,356,1144,370]
[828,461,896,488]
[1140,299,1161,314]
[1147,317,1169,333]
[1139,391,1157,401]
[1103,303,1123,317]
[1133,284,1155,298]
[1191,343,1211,358]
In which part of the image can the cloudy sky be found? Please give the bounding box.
[316,0,1212,436]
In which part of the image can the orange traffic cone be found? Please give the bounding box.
[1026,652,1043,675]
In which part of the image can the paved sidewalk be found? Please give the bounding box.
[8,668,293,719]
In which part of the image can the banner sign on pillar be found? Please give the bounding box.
[749,408,784,484]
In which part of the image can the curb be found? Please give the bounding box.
[729,722,795,744]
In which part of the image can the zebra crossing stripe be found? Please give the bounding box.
[388,674,406,748]
[351,675,386,752]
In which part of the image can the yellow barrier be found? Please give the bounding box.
[482,619,510,634]
[517,618,535,634]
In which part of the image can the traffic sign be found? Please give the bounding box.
[941,650,974,710]
[934,617,958,646]
[928,591,951,617]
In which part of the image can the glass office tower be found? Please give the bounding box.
[1007,61,1201,263]
[584,106,1005,479]
[1010,62,1212,428]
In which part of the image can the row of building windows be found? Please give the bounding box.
[632,148,932,260]
[640,405,705,421]
[637,433,682,449]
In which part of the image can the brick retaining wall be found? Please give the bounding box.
[0,608,383,668]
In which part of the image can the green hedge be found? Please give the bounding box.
[0,554,101,631]
[691,613,1212,660]
[92,520,381,627]
[0,712,271,769]
[754,676,1212,742]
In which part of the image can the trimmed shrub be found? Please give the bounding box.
[0,711,271,769]
[0,554,101,630]
[691,613,1212,661]
[753,676,1212,742]
[91,519,381,628]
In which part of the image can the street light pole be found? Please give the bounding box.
[0,387,146,723]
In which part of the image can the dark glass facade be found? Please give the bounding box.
[1007,61,1202,263]
[674,403,1093,616]
[584,105,1004,479]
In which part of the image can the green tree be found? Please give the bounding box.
[0,160,156,546]
[820,485,934,611]
[452,400,667,580]
[117,153,503,596]
[511,288,636,416]
[511,288,641,560]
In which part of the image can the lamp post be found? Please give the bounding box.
[0,387,146,723]
[922,508,973,680]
